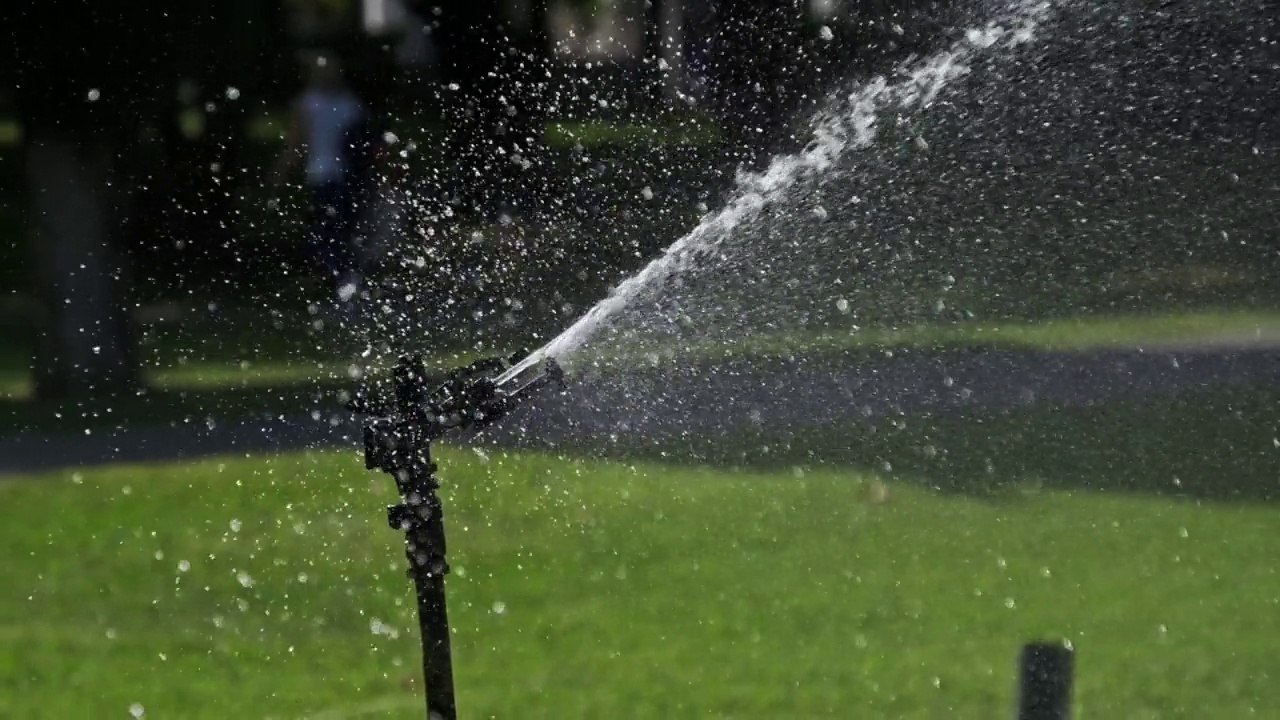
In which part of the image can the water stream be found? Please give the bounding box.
[498,0,1051,385]
[497,0,1278,388]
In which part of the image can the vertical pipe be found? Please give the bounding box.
[410,479,457,720]
[1016,641,1074,720]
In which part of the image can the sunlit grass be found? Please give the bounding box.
[0,119,20,146]
[544,117,723,149]
[1,402,1276,718]
[796,307,1280,352]
[148,359,353,391]
[0,361,343,403]
[1,359,354,401]
[2,112,721,151]
[0,347,353,402]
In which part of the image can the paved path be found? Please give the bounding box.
[485,344,1280,449]
[2,343,1277,475]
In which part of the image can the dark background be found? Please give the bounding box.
[1,0,1276,407]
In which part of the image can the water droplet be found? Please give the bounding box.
[87,88,100,102]
[129,702,144,718]
[236,572,255,588]
[178,560,191,573]
[491,601,507,615]
[229,519,242,533]
[225,86,240,100]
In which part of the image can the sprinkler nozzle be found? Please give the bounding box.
[351,351,566,440]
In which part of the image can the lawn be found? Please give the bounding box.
[2,387,1276,718]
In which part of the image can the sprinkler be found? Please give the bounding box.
[349,351,565,720]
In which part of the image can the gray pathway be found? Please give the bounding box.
[2,344,1277,475]
[485,345,1280,449]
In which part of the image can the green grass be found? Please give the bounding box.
[544,116,723,150]
[0,114,719,152]
[1,389,1276,717]
[0,119,19,145]
[779,307,1280,354]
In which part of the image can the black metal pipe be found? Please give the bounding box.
[1016,641,1074,720]
[393,457,457,720]
[379,356,460,720]
[357,352,563,720]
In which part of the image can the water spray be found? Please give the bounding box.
[341,7,1059,717]
[349,351,565,720]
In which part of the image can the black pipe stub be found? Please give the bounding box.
[1016,640,1075,720]
[352,347,565,720]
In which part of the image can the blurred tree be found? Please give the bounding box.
[643,0,666,109]
[704,0,813,164]
[407,0,552,215]
[2,0,286,401]
[692,0,957,165]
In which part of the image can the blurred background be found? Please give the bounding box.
[2,0,929,414]
[2,1,1278,717]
